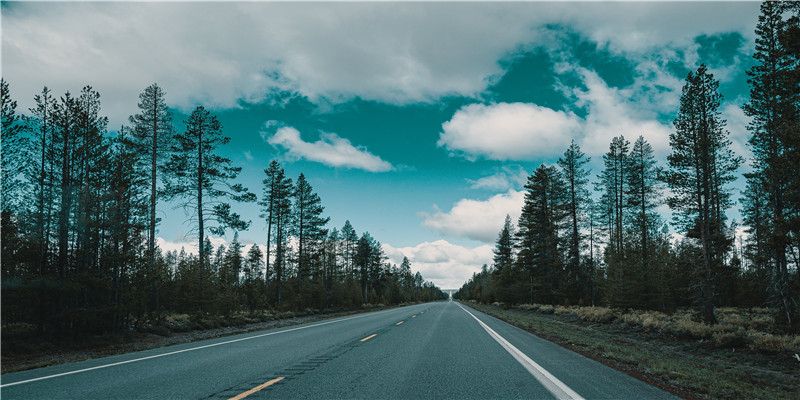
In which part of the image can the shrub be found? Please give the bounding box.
[575,307,616,324]
[712,329,749,348]
[750,333,800,354]
[666,319,713,340]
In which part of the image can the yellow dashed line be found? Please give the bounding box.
[360,334,377,342]
[396,321,404,325]
[228,377,285,400]
[411,315,416,318]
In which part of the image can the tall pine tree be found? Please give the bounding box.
[162,106,255,271]
[666,65,742,325]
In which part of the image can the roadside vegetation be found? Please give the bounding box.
[465,302,800,400]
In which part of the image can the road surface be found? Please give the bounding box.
[1,300,676,399]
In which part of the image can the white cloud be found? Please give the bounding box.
[420,190,524,243]
[383,240,493,290]
[439,103,581,160]
[266,125,394,172]
[468,166,529,191]
[562,66,675,162]
[2,2,758,127]
[440,66,674,163]
[721,100,753,169]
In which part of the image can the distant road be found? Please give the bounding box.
[1,301,676,399]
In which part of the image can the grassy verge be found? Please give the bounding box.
[463,302,799,400]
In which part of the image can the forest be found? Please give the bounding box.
[455,2,800,333]
[0,84,446,340]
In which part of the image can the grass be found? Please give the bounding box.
[465,302,800,400]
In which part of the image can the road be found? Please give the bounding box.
[1,300,677,399]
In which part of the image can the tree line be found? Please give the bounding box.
[456,2,799,332]
[0,83,446,339]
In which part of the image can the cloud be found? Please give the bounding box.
[2,2,758,128]
[420,190,524,243]
[560,65,674,162]
[383,240,493,289]
[468,166,529,191]
[265,125,394,172]
[439,103,581,160]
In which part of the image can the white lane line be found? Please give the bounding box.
[457,303,585,400]
[0,306,414,388]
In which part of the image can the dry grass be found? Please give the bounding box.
[513,303,800,354]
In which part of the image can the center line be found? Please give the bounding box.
[396,321,404,325]
[360,334,377,342]
[228,377,284,400]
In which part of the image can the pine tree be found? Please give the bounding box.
[260,160,293,306]
[665,65,742,325]
[162,106,255,270]
[293,173,329,292]
[1,79,27,212]
[517,164,566,305]
[341,220,358,278]
[493,214,516,304]
[557,140,591,303]
[625,136,663,308]
[25,87,58,287]
[129,83,174,310]
[743,1,799,330]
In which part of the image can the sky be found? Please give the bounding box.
[1,1,762,289]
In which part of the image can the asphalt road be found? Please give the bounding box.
[1,300,677,399]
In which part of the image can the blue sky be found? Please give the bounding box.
[2,1,761,288]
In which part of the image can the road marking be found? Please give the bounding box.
[411,315,416,318]
[228,377,284,400]
[360,334,377,342]
[457,303,585,400]
[0,307,410,388]
[396,321,404,325]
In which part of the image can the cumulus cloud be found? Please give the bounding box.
[439,103,581,160]
[383,240,493,290]
[265,125,394,172]
[468,166,529,191]
[420,190,525,243]
[561,66,674,161]
[2,2,758,127]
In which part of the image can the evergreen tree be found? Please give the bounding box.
[557,140,591,303]
[162,106,255,270]
[24,87,58,291]
[743,1,799,331]
[341,220,358,278]
[493,215,516,304]
[1,79,27,212]
[129,83,174,310]
[665,65,742,325]
[260,160,293,306]
[625,136,663,308]
[293,173,329,292]
[517,165,566,305]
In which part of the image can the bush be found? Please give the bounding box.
[666,319,713,340]
[712,329,749,348]
[750,334,800,354]
[575,307,616,323]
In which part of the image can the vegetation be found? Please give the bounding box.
[456,2,800,334]
[0,82,447,346]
